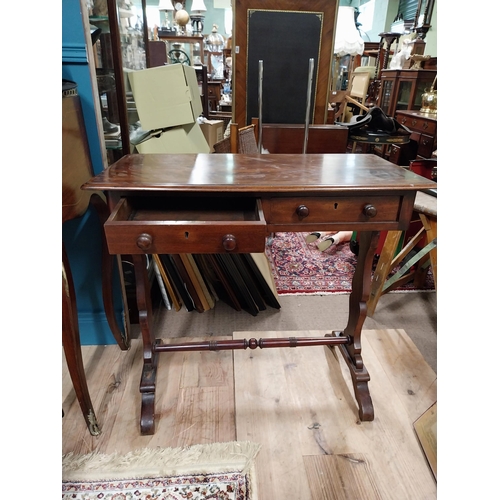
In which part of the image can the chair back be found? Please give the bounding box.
[213,122,260,153]
[233,123,259,153]
[349,72,371,102]
[213,136,231,153]
[341,72,371,123]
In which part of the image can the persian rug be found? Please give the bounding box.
[62,441,261,500]
[265,232,435,295]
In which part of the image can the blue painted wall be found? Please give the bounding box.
[62,0,125,345]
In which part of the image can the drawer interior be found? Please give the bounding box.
[112,196,263,223]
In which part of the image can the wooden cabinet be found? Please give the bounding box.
[395,110,437,160]
[207,81,222,114]
[378,69,436,117]
[384,110,437,165]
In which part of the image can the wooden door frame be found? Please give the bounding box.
[233,0,338,126]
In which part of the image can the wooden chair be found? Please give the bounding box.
[331,72,371,153]
[231,122,259,153]
[213,135,231,153]
[367,159,437,316]
[62,88,129,435]
[213,121,259,153]
[334,71,371,124]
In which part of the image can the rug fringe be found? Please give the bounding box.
[62,441,261,482]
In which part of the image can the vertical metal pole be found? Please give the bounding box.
[303,58,314,154]
[258,60,263,153]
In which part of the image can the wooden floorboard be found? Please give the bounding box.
[233,330,436,500]
[62,329,436,499]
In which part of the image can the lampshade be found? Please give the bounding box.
[158,0,174,11]
[334,6,364,56]
[191,0,207,13]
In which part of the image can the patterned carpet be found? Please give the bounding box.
[62,442,260,500]
[265,232,435,295]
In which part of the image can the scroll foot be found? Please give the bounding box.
[338,344,374,422]
[140,392,156,435]
[354,381,374,421]
[139,358,158,435]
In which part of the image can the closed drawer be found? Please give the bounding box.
[105,196,266,254]
[398,114,437,136]
[418,134,435,158]
[268,196,401,225]
[388,144,402,164]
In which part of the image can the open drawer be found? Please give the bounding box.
[104,196,267,254]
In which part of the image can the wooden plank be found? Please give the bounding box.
[62,337,235,454]
[233,337,313,500]
[233,330,437,500]
[173,386,235,447]
[303,454,384,500]
[62,341,139,455]
[413,402,437,480]
[362,328,437,422]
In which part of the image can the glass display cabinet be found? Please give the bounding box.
[88,0,149,163]
[378,69,436,117]
[156,34,205,66]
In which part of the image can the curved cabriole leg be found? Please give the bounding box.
[133,254,158,435]
[342,230,380,421]
[90,194,130,351]
[62,243,101,436]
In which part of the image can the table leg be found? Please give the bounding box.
[331,230,379,421]
[62,244,101,436]
[133,254,158,435]
[90,194,130,351]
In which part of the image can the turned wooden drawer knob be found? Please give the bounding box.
[222,234,237,251]
[136,233,153,250]
[296,205,309,218]
[363,204,377,218]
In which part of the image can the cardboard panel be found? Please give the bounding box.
[135,122,210,154]
[199,120,225,152]
[128,64,203,130]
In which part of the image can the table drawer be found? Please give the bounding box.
[105,196,267,254]
[418,134,436,158]
[268,196,401,225]
[398,114,437,136]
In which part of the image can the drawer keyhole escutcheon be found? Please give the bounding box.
[363,204,377,218]
[185,231,189,239]
[296,205,309,218]
[222,234,237,251]
[136,233,153,250]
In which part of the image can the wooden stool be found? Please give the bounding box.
[367,191,437,316]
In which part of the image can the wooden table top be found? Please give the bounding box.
[83,153,437,194]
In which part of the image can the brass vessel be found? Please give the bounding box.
[420,75,437,114]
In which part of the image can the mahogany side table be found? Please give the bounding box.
[83,153,436,435]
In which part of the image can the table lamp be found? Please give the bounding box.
[158,0,175,28]
[333,6,365,91]
[190,0,207,35]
